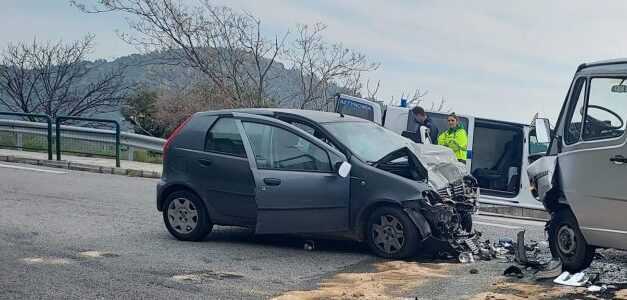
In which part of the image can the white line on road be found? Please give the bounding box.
[474,221,522,230]
[474,215,545,230]
[0,163,67,174]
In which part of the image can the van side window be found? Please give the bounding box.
[204,118,247,157]
[242,122,332,172]
[582,78,627,141]
[564,78,587,144]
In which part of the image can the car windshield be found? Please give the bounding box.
[323,121,412,162]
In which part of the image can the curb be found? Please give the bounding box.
[0,155,161,179]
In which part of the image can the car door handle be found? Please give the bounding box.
[263,178,281,186]
[610,155,627,165]
[198,159,213,167]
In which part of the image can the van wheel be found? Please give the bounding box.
[548,209,595,272]
[366,207,421,259]
[163,190,212,241]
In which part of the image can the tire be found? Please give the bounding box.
[366,206,421,259]
[163,190,212,241]
[548,209,595,272]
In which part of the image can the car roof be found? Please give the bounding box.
[577,58,627,76]
[199,108,368,124]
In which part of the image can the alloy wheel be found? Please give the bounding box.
[371,214,406,254]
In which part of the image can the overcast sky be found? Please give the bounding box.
[3,1,627,123]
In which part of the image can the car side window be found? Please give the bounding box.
[582,78,627,141]
[204,118,247,157]
[242,122,332,172]
[564,78,587,145]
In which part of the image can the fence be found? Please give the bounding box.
[0,112,53,160]
[56,116,121,167]
[0,113,166,167]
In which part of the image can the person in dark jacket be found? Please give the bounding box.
[411,106,439,144]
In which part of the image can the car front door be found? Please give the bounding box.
[236,115,350,234]
[559,76,627,249]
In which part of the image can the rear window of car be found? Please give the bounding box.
[204,118,247,157]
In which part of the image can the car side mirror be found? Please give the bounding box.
[336,161,352,178]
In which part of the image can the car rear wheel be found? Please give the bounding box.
[366,206,421,259]
[548,209,595,272]
[163,190,212,241]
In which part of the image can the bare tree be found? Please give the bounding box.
[285,23,379,110]
[393,88,449,113]
[0,35,128,118]
[73,0,286,108]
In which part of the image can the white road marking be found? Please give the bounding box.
[474,221,522,230]
[22,257,72,265]
[0,163,66,174]
[477,215,545,227]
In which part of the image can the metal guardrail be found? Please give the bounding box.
[0,112,53,160]
[0,119,166,163]
[56,116,122,167]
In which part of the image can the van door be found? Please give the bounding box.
[558,76,627,249]
[237,116,350,234]
[471,120,524,199]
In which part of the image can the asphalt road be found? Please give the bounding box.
[0,162,548,299]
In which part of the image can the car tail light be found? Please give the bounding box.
[163,115,192,161]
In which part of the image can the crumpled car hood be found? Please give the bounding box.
[408,143,469,190]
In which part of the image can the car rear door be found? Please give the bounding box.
[558,76,627,249]
[183,116,257,224]
[235,114,350,234]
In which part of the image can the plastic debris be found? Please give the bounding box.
[553,271,590,287]
[303,240,315,251]
[587,285,606,292]
[458,252,475,263]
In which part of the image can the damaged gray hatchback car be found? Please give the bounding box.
[157,109,479,258]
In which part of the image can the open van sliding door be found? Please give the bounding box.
[469,119,537,208]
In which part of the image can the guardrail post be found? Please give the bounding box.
[115,123,120,168]
[0,111,53,160]
[128,146,134,161]
[46,118,53,160]
[56,116,121,167]
[16,132,23,151]
[55,118,61,161]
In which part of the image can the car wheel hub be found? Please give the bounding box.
[167,198,199,234]
[372,214,405,254]
[557,226,576,256]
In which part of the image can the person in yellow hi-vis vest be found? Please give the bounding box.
[437,113,468,163]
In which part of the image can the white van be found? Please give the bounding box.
[335,94,547,210]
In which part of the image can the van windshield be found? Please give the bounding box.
[323,121,412,162]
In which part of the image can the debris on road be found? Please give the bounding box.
[459,252,475,263]
[587,284,606,292]
[469,268,479,274]
[303,240,315,251]
[534,259,562,280]
[503,265,524,279]
[553,271,590,287]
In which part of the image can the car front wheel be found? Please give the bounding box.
[366,206,421,259]
[163,190,212,241]
[548,209,595,272]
